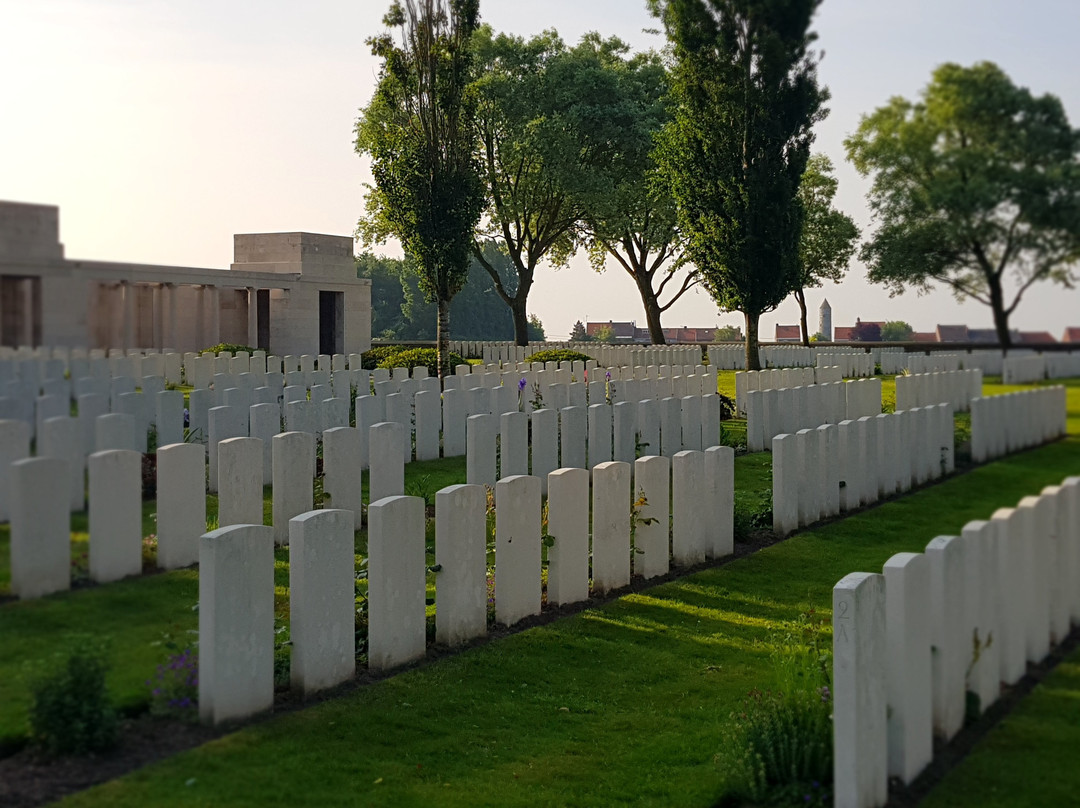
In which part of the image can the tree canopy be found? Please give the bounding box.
[471,28,640,346]
[576,42,697,345]
[356,0,484,376]
[653,0,828,369]
[792,154,859,345]
[846,61,1080,350]
[880,320,914,342]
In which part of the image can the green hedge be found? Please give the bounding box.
[526,349,596,365]
[375,347,465,376]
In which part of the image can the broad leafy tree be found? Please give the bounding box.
[850,320,881,342]
[846,62,1080,351]
[578,42,697,344]
[356,0,484,377]
[358,245,518,341]
[792,154,859,345]
[880,320,914,342]
[471,29,636,345]
[653,0,827,370]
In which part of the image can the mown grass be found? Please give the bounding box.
[3,374,1078,806]
[922,643,1080,808]
[52,432,1080,808]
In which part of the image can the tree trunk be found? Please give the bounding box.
[640,287,666,345]
[744,311,761,371]
[437,297,451,379]
[511,297,529,347]
[988,276,1013,354]
[794,287,810,347]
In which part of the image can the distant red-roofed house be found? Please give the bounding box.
[586,321,637,341]
[1062,327,1080,343]
[775,324,801,342]
[936,325,969,342]
[1018,331,1057,344]
[911,332,938,343]
[966,329,1002,344]
[833,326,854,342]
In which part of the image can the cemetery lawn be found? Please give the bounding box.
[919,641,1080,808]
[47,434,1080,806]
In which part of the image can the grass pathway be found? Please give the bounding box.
[50,433,1080,807]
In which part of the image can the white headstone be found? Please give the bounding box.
[289,508,356,695]
[368,421,405,507]
[88,449,143,583]
[10,457,69,598]
[323,427,364,526]
[435,484,487,646]
[495,475,542,626]
[217,437,264,528]
[271,431,315,546]
[199,524,275,725]
[591,461,631,594]
[156,442,205,569]
[367,495,427,671]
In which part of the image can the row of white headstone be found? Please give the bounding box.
[831,476,1080,808]
[894,369,982,413]
[970,387,1068,463]
[879,352,963,375]
[771,405,955,537]
[197,448,735,725]
[464,395,726,491]
[815,353,875,378]
[1002,353,1080,384]
[745,379,884,453]
[734,366,843,414]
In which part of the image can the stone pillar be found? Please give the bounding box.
[122,282,136,349]
[156,443,205,569]
[271,431,315,546]
[833,571,888,808]
[494,475,541,626]
[88,449,143,583]
[199,524,275,725]
[208,285,221,346]
[434,484,487,646]
[247,287,258,349]
[368,495,427,671]
[591,461,631,594]
[546,467,590,605]
[10,457,69,598]
[289,508,356,695]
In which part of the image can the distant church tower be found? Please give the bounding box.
[818,298,832,341]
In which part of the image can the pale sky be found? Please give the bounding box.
[3,0,1078,341]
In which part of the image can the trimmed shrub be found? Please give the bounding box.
[525,349,596,365]
[360,346,406,370]
[201,343,254,355]
[376,348,465,376]
[28,637,119,756]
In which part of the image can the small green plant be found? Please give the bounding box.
[202,343,254,355]
[530,381,545,412]
[715,608,833,805]
[28,636,119,756]
[147,643,199,720]
[405,474,436,507]
[273,620,291,689]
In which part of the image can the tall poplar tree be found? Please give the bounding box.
[356,0,484,378]
[653,0,827,370]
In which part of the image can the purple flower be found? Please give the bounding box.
[605,371,611,381]
[518,377,527,392]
